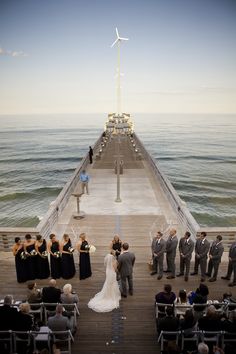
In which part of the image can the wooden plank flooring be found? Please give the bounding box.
[1,215,236,353]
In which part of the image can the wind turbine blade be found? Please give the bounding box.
[120,37,129,41]
[111,38,119,47]
[116,27,119,38]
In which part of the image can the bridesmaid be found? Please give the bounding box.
[48,233,62,279]
[77,233,92,280]
[12,237,27,283]
[24,234,37,280]
[60,234,76,279]
[35,234,50,279]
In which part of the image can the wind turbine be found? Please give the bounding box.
[111,28,129,116]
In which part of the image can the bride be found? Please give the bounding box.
[88,253,121,312]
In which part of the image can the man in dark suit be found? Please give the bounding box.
[177,231,194,281]
[150,231,166,280]
[0,295,18,330]
[118,243,135,297]
[157,306,179,339]
[221,240,236,287]
[191,232,210,282]
[206,235,224,282]
[165,228,178,279]
[42,279,61,310]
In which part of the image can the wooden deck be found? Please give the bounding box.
[1,135,236,353]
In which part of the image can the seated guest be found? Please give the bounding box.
[48,304,72,335]
[222,309,236,333]
[175,289,190,318]
[27,282,42,303]
[60,283,79,304]
[14,302,34,331]
[188,283,209,319]
[156,284,176,304]
[198,305,222,332]
[0,295,18,330]
[180,309,197,332]
[192,342,209,354]
[42,279,61,310]
[157,306,179,339]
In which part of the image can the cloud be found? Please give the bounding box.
[0,47,27,57]
[134,86,236,96]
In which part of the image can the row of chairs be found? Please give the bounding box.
[155,301,236,319]
[0,329,74,354]
[158,330,236,352]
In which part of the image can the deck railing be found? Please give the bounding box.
[134,133,200,236]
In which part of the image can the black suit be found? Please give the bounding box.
[0,305,18,330]
[157,315,179,339]
[42,286,61,310]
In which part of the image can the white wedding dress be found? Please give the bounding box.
[88,254,121,312]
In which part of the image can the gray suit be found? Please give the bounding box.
[151,238,166,276]
[193,238,210,279]
[48,314,71,332]
[179,237,194,276]
[225,242,236,283]
[166,235,178,276]
[207,241,224,279]
[118,251,135,296]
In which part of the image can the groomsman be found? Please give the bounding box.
[191,231,210,282]
[177,231,194,281]
[150,231,166,280]
[221,240,236,287]
[206,235,224,282]
[165,228,178,279]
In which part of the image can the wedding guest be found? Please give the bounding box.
[41,279,61,310]
[27,282,42,303]
[35,234,50,279]
[165,228,178,279]
[60,283,79,305]
[15,302,34,331]
[206,235,224,282]
[47,304,71,332]
[150,231,166,280]
[198,305,222,332]
[48,234,62,279]
[24,233,37,280]
[180,309,197,331]
[155,284,176,305]
[191,232,210,282]
[175,289,190,318]
[110,234,122,258]
[177,231,194,281]
[188,283,209,319]
[0,295,18,330]
[12,236,27,283]
[157,306,179,339]
[60,234,76,279]
[77,233,92,280]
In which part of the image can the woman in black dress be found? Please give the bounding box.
[77,233,92,280]
[48,233,62,279]
[35,234,50,279]
[110,234,122,259]
[12,237,27,283]
[60,234,76,279]
[23,234,37,281]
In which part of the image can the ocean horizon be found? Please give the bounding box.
[0,113,235,228]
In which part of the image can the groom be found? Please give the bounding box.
[118,243,135,298]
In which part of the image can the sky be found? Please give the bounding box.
[0,0,236,115]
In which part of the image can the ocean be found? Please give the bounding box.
[0,114,235,227]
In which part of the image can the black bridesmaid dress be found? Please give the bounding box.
[15,247,27,283]
[50,241,62,279]
[36,239,50,279]
[61,239,76,279]
[79,240,92,280]
[25,243,37,280]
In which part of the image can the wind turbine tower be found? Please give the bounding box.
[111,28,129,116]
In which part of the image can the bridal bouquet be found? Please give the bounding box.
[85,244,96,253]
[20,251,29,260]
[53,251,61,258]
[30,249,38,256]
[41,251,48,258]
[68,247,75,254]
